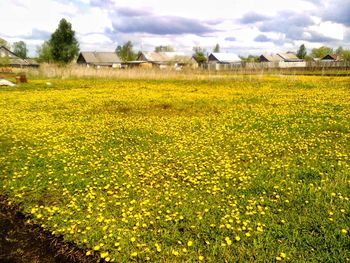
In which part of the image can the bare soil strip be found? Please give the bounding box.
[0,195,98,263]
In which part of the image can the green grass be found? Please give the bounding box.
[0,75,349,262]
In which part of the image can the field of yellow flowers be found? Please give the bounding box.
[0,75,349,262]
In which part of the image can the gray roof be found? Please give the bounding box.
[277,52,301,61]
[260,54,284,62]
[78,52,121,65]
[209,53,241,63]
[138,51,193,63]
[0,46,38,66]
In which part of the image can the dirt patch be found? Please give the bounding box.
[0,195,99,263]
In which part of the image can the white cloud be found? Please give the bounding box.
[0,0,349,57]
[309,21,344,41]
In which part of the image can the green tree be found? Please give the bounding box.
[341,49,350,61]
[115,41,137,62]
[192,46,207,65]
[213,43,220,53]
[49,18,79,63]
[0,38,10,49]
[310,46,333,59]
[154,45,174,52]
[0,56,10,66]
[296,44,307,59]
[335,46,344,56]
[13,41,28,59]
[36,41,53,63]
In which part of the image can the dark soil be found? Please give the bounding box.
[0,196,99,263]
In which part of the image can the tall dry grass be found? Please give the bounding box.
[23,64,214,80]
[18,63,350,82]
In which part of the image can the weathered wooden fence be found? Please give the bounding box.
[205,61,350,71]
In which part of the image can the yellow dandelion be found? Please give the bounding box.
[100,251,109,259]
[225,237,232,245]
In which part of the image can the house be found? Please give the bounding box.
[321,54,341,61]
[277,52,303,62]
[0,46,39,68]
[77,52,121,68]
[208,52,241,64]
[259,52,302,62]
[137,51,197,69]
[259,54,283,62]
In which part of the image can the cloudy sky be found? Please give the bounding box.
[0,0,349,56]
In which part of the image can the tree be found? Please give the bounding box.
[335,46,344,56]
[310,46,333,59]
[36,41,52,63]
[296,44,307,59]
[0,38,10,49]
[154,45,174,52]
[49,18,79,63]
[115,41,137,62]
[0,38,10,65]
[192,46,207,65]
[213,43,220,53]
[13,41,28,59]
[0,55,10,66]
[342,50,350,61]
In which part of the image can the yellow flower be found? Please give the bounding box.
[198,255,204,261]
[187,240,193,247]
[100,251,109,258]
[131,252,138,257]
[276,256,282,261]
[225,237,232,245]
[341,229,348,234]
[93,245,100,251]
[235,236,241,241]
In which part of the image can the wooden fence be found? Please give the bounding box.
[205,61,350,71]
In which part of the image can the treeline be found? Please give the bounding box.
[1,18,79,64]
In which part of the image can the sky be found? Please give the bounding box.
[0,0,349,57]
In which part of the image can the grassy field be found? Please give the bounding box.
[0,75,349,262]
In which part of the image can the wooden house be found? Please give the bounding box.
[259,52,302,62]
[321,54,341,61]
[77,52,121,68]
[137,51,197,69]
[277,52,303,62]
[208,52,241,64]
[259,54,283,62]
[0,46,39,68]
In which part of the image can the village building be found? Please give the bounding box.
[137,51,198,69]
[0,46,39,68]
[259,52,302,63]
[77,52,122,68]
[208,52,241,64]
[277,52,303,62]
[206,52,241,70]
[321,54,341,61]
[259,54,283,62]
